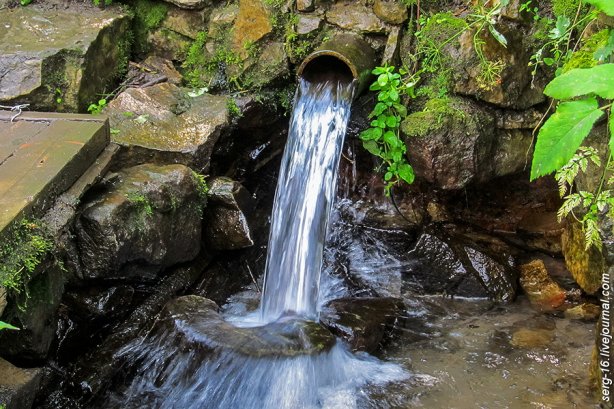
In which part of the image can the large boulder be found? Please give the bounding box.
[0,2,131,112]
[204,177,255,250]
[0,358,41,409]
[75,164,204,281]
[105,83,231,172]
[401,97,538,189]
[326,0,389,34]
[405,225,518,302]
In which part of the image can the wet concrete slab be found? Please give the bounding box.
[0,110,109,239]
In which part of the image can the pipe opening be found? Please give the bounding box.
[298,54,355,85]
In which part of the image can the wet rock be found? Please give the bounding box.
[562,218,606,295]
[405,225,518,302]
[0,261,65,362]
[519,260,566,311]
[373,0,408,25]
[511,327,555,348]
[160,0,209,9]
[320,297,404,353]
[232,0,273,57]
[75,164,203,281]
[326,1,388,34]
[518,212,564,254]
[204,177,255,250]
[156,295,336,356]
[161,6,208,39]
[401,97,493,190]
[564,303,600,321]
[401,96,534,189]
[106,83,230,172]
[0,358,42,409]
[65,286,135,320]
[0,3,131,112]
[296,0,314,12]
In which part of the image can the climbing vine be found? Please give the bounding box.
[531,0,614,250]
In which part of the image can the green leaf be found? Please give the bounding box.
[362,140,381,156]
[384,171,393,181]
[584,0,614,16]
[549,15,570,39]
[372,102,388,116]
[488,24,508,47]
[544,64,614,99]
[385,115,399,128]
[383,131,398,148]
[0,321,19,331]
[360,127,382,141]
[398,162,415,184]
[531,98,604,180]
[377,74,389,87]
[543,57,555,66]
[610,114,614,159]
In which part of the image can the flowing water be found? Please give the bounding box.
[260,78,355,322]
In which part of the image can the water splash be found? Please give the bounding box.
[260,78,356,322]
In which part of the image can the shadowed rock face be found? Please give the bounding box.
[155,295,336,357]
[405,225,518,302]
[75,164,203,281]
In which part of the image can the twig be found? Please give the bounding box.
[245,262,261,293]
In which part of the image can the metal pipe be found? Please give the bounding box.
[297,34,377,96]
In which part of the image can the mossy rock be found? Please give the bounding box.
[562,29,611,73]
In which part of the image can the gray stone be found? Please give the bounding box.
[0,358,41,409]
[297,14,324,35]
[0,3,131,112]
[241,41,290,89]
[106,83,230,172]
[148,28,192,61]
[326,1,388,34]
[381,25,402,66]
[140,56,183,85]
[204,177,255,250]
[75,164,204,281]
[160,0,210,9]
[161,7,208,39]
[296,0,315,12]
[373,0,408,25]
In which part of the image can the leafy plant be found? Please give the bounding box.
[360,66,416,195]
[20,0,32,5]
[531,1,614,250]
[191,171,209,202]
[88,98,107,115]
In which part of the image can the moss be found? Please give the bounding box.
[562,29,610,73]
[0,219,53,297]
[552,0,586,19]
[132,0,168,55]
[226,98,242,119]
[416,13,468,97]
[401,97,466,138]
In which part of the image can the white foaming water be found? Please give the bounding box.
[260,78,356,322]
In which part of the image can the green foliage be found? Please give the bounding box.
[87,98,107,115]
[191,171,209,202]
[563,29,611,73]
[93,0,112,6]
[555,148,613,250]
[20,0,32,5]
[226,98,242,119]
[0,321,19,331]
[132,0,168,55]
[531,0,614,251]
[0,219,53,298]
[360,66,416,195]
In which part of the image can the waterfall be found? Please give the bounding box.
[260,78,356,321]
